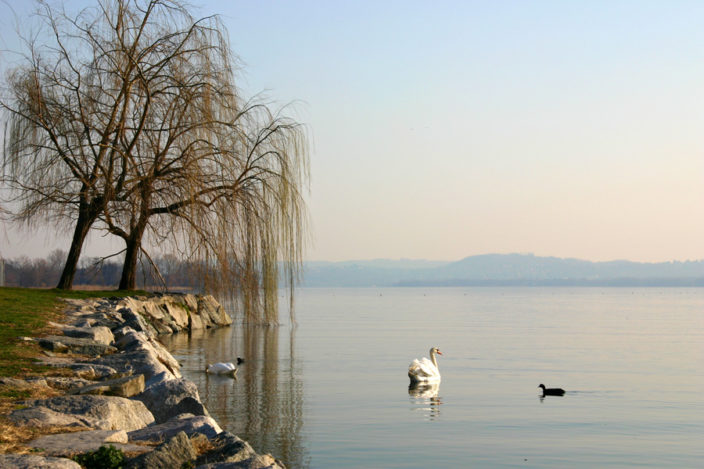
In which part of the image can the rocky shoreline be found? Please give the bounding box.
[0,293,283,469]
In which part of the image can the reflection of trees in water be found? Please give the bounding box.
[241,326,307,467]
[163,325,308,468]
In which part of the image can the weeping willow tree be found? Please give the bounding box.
[143,104,309,325]
[0,0,150,289]
[1,0,309,324]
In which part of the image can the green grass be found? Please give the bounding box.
[0,287,145,377]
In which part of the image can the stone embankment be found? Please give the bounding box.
[0,293,283,469]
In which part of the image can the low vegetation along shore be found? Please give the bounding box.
[0,287,281,468]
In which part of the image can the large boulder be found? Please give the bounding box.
[65,363,120,380]
[194,432,285,469]
[8,406,103,429]
[61,301,124,331]
[124,431,197,469]
[118,297,177,335]
[118,307,159,337]
[89,349,179,383]
[183,294,200,312]
[27,429,148,457]
[110,328,181,375]
[135,378,207,423]
[45,376,98,392]
[0,454,82,469]
[58,324,115,346]
[35,356,119,380]
[0,377,49,389]
[189,310,205,330]
[38,336,117,356]
[163,300,190,329]
[144,300,180,334]
[198,295,233,327]
[128,414,222,442]
[71,374,145,398]
[194,454,283,469]
[17,395,154,431]
[194,432,256,466]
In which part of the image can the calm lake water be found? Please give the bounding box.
[162,287,704,468]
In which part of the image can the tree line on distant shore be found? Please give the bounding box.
[2,250,203,291]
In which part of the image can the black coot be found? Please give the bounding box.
[538,384,565,396]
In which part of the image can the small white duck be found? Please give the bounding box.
[206,362,238,378]
[408,347,442,383]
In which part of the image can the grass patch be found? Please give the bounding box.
[73,444,125,468]
[0,287,149,455]
[0,287,145,378]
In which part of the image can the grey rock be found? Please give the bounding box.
[19,395,154,431]
[45,376,102,391]
[198,295,233,327]
[69,363,120,380]
[183,293,200,312]
[195,431,256,466]
[118,307,158,337]
[195,454,283,469]
[189,309,205,329]
[143,301,179,334]
[0,377,49,388]
[37,337,69,353]
[8,406,102,429]
[0,454,82,469]
[27,429,147,457]
[113,329,181,376]
[35,357,119,380]
[89,350,177,382]
[38,335,117,356]
[128,414,222,442]
[144,371,175,388]
[71,318,98,328]
[163,300,190,329]
[74,313,123,331]
[135,378,207,423]
[71,374,145,398]
[118,297,177,335]
[124,431,196,469]
[113,327,144,349]
[60,325,115,345]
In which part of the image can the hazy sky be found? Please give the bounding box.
[1,0,703,263]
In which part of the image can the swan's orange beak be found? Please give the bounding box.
[437,351,443,355]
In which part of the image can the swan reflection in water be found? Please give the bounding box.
[408,382,442,420]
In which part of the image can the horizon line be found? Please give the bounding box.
[303,253,704,264]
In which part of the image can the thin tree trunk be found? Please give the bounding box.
[56,202,98,290]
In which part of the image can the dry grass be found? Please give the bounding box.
[0,380,83,454]
[191,433,216,454]
[0,419,88,454]
[0,356,114,455]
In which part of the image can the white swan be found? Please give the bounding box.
[206,362,238,377]
[408,347,442,383]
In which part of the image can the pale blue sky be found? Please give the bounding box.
[1,1,703,262]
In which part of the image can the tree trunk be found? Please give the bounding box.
[56,203,98,290]
[118,221,147,290]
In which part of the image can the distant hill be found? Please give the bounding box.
[302,254,704,287]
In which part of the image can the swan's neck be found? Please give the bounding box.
[429,349,438,369]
